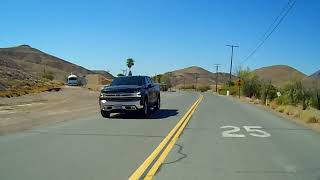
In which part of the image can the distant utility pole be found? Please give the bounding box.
[213,64,221,93]
[193,73,200,90]
[43,61,46,74]
[121,69,127,76]
[178,75,185,89]
[226,44,239,87]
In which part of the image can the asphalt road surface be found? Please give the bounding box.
[155,94,320,180]
[1,92,320,180]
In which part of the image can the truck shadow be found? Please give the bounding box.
[109,109,179,119]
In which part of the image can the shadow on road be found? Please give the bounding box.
[109,109,179,119]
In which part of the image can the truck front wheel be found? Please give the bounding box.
[141,98,149,117]
[154,96,160,111]
[101,110,110,118]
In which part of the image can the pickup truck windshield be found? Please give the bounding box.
[111,76,144,86]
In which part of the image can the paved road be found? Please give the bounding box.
[1,92,320,180]
[0,92,198,180]
[155,94,320,180]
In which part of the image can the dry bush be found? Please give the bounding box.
[300,108,320,123]
[196,85,211,92]
[283,106,294,116]
[307,116,319,124]
[180,85,196,90]
[269,101,278,109]
[277,106,285,113]
[0,80,63,97]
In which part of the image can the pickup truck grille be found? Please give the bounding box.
[105,97,141,102]
[105,93,136,97]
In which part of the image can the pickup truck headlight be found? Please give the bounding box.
[100,93,106,98]
[101,100,107,104]
[136,92,142,97]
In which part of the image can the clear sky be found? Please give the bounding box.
[0,0,319,76]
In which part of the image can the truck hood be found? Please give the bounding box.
[101,85,143,93]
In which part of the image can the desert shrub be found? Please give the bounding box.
[276,106,285,113]
[180,85,195,90]
[153,74,162,83]
[238,68,261,98]
[267,84,278,100]
[219,83,238,95]
[196,85,211,92]
[283,79,312,110]
[276,94,290,105]
[160,74,172,89]
[269,101,277,109]
[260,81,278,104]
[310,91,320,110]
[42,71,54,80]
[307,116,319,124]
[282,105,301,117]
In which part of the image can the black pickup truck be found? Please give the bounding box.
[99,76,160,118]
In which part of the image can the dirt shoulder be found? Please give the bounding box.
[0,86,100,135]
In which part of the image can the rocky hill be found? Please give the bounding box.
[310,70,320,80]
[91,70,114,79]
[253,65,307,87]
[302,70,320,88]
[0,45,113,96]
[162,66,236,87]
[0,45,95,81]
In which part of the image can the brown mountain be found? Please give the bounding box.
[91,70,114,80]
[0,45,95,81]
[0,58,40,91]
[253,65,307,87]
[302,70,320,88]
[310,70,320,80]
[162,66,235,87]
[0,45,113,92]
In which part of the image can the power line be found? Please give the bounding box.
[240,0,296,65]
[259,0,294,43]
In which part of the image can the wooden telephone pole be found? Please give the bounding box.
[226,45,239,86]
[213,64,221,93]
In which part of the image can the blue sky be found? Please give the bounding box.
[0,0,319,76]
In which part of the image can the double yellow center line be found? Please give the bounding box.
[129,95,204,180]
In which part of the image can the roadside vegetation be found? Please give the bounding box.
[0,80,63,98]
[42,71,55,80]
[153,74,212,92]
[220,67,320,124]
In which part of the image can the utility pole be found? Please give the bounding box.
[167,72,173,91]
[43,61,46,74]
[213,64,221,93]
[121,69,126,76]
[177,75,185,89]
[226,45,239,86]
[193,73,199,90]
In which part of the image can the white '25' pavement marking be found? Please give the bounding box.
[221,126,271,138]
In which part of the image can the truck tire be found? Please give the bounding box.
[154,96,160,111]
[141,98,149,117]
[101,110,110,118]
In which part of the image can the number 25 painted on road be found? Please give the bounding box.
[221,126,271,138]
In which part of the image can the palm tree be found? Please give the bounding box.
[126,58,134,76]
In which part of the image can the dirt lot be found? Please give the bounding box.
[0,86,99,135]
